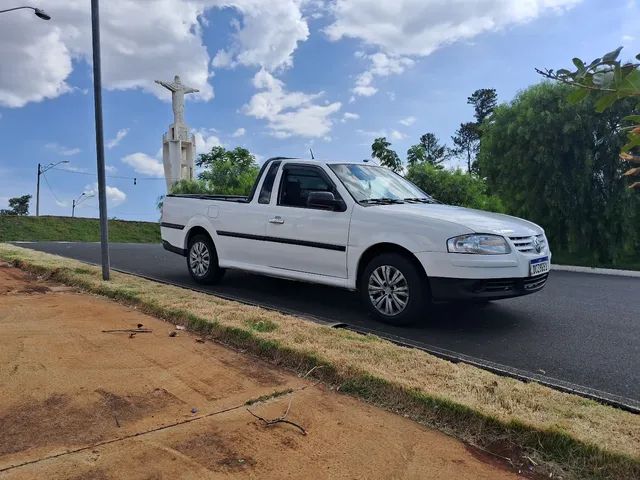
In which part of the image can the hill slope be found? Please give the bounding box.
[0,216,160,243]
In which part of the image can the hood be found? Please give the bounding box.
[375,203,543,236]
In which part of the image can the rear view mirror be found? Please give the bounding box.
[307,191,339,210]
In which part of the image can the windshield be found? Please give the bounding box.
[329,163,433,204]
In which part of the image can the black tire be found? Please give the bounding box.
[359,253,429,325]
[186,234,225,284]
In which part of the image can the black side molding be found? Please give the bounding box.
[216,230,346,252]
[162,240,186,256]
[160,222,185,230]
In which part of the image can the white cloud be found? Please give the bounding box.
[351,52,414,97]
[105,165,118,174]
[211,0,309,71]
[106,128,129,149]
[244,69,341,138]
[399,116,416,126]
[121,152,164,177]
[326,0,580,57]
[45,143,80,156]
[327,0,579,96]
[85,183,126,207]
[342,112,360,122]
[194,130,222,154]
[232,127,246,137]
[0,0,311,108]
[390,129,406,140]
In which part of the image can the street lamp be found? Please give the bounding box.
[90,0,110,280]
[36,160,69,217]
[72,192,94,218]
[0,6,51,20]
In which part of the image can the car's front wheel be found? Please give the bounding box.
[187,234,225,284]
[360,253,429,325]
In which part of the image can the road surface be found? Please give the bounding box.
[17,242,640,404]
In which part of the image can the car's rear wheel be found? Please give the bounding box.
[360,253,428,325]
[187,234,225,284]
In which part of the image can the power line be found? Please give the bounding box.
[50,167,181,182]
[41,172,65,205]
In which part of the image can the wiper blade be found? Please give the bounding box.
[403,197,436,204]
[359,198,405,205]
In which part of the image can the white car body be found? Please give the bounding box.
[161,158,551,304]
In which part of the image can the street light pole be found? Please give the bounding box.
[36,163,41,217]
[36,160,69,217]
[0,6,51,20]
[91,0,110,281]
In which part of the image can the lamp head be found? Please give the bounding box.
[34,8,51,20]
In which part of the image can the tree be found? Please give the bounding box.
[467,88,498,126]
[406,144,427,167]
[0,195,31,216]
[196,146,260,195]
[536,46,640,190]
[371,137,402,172]
[478,82,640,265]
[406,163,504,212]
[418,132,449,167]
[451,122,478,173]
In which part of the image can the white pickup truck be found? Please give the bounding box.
[161,158,551,324]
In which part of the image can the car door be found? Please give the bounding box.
[214,160,281,268]
[264,163,351,278]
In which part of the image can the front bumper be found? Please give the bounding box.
[429,273,549,301]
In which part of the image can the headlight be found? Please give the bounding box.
[447,234,511,255]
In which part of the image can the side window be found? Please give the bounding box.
[278,166,339,209]
[258,161,281,204]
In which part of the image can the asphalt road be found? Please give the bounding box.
[18,242,640,403]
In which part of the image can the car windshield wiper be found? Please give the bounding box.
[403,197,437,204]
[358,198,405,205]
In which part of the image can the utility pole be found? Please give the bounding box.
[91,0,110,280]
[72,192,92,218]
[36,163,41,217]
[35,161,69,217]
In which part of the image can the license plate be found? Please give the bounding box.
[530,256,550,276]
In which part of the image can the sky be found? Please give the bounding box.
[0,0,638,221]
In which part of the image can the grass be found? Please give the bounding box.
[1,243,638,480]
[553,249,640,272]
[0,215,160,243]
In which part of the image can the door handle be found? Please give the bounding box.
[269,216,284,225]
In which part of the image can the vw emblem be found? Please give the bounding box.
[533,237,542,253]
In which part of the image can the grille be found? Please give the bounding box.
[473,273,548,294]
[523,273,548,291]
[509,234,546,253]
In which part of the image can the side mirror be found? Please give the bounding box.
[307,191,339,210]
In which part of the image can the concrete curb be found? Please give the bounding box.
[552,264,640,278]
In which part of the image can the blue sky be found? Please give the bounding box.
[0,0,637,221]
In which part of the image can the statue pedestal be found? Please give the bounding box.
[162,122,195,190]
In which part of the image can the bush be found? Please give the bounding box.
[406,163,505,212]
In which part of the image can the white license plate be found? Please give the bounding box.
[530,256,550,276]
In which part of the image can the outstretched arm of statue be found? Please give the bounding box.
[155,80,177,91]
[184,87,199,94]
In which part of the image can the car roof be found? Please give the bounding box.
[265,157,378,167]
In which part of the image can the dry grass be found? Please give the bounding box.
[1,243,638,480]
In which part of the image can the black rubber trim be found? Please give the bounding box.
[160,222,185,230]
[216,230,346,252]
[162,240,186,257]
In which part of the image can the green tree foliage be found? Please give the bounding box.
[197,146,260,195]
[537,46,640,190]
[478,82,640,265]
[468,88,498,126]
[418,132,449,167]
[0,195,31,216]
[371,137,402,172]
[406,144,427,167]
[406,163,504,212]
[451,122,478,173]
